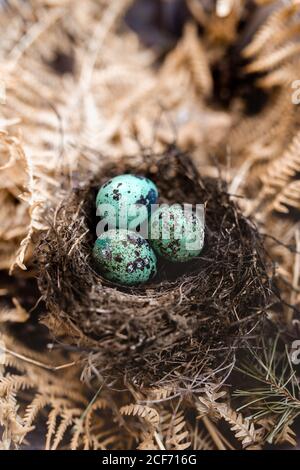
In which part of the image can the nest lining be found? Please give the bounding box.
[37,146,273,389]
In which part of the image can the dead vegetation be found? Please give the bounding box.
[0,0,300,450]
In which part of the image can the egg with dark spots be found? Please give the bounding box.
[96,174,158,229]
[93,229,157,286]
[150,204,205,262]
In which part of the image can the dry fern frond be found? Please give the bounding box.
[0,333,90,449]
[216,403,260,448]
[182,22,213,98]
[256,62,298,88]
[243,3,300,59]
[1,0,300,452]
[0,393,34,449]
[45,405,60,450]
[248,129,300,216]
[51,408,82,450]
[0,374,35,396]
[243,1,300,87]
[0,130,31,271]
[120,404,160,429]
[0,0,140,271]
[272,180,300,214]
[262,130,300,194]
[245,43,300,75]
[226,88,295,166]
[197,388,227,419]
[137,432,159,450]
[119,403,162,450]
[189,422,215,450]
[24,394,51,428]
[159,410,191,450]
[274,424,297,447]
[0,333,138,450]
[197,388,262,448]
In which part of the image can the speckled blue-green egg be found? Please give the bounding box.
[93,229,157,286]
[150,204,204,262]
[96,174,158,229]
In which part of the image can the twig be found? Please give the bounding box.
[1,345,79,371]
[154,432,166,451]
[202,416,226,450]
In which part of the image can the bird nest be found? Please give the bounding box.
[37,146,273,390]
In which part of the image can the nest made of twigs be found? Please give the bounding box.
[37,146,273,390]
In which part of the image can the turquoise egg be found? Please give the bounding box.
[93,229,157,286]
[150,204,204,262]
[96,174,158,230]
